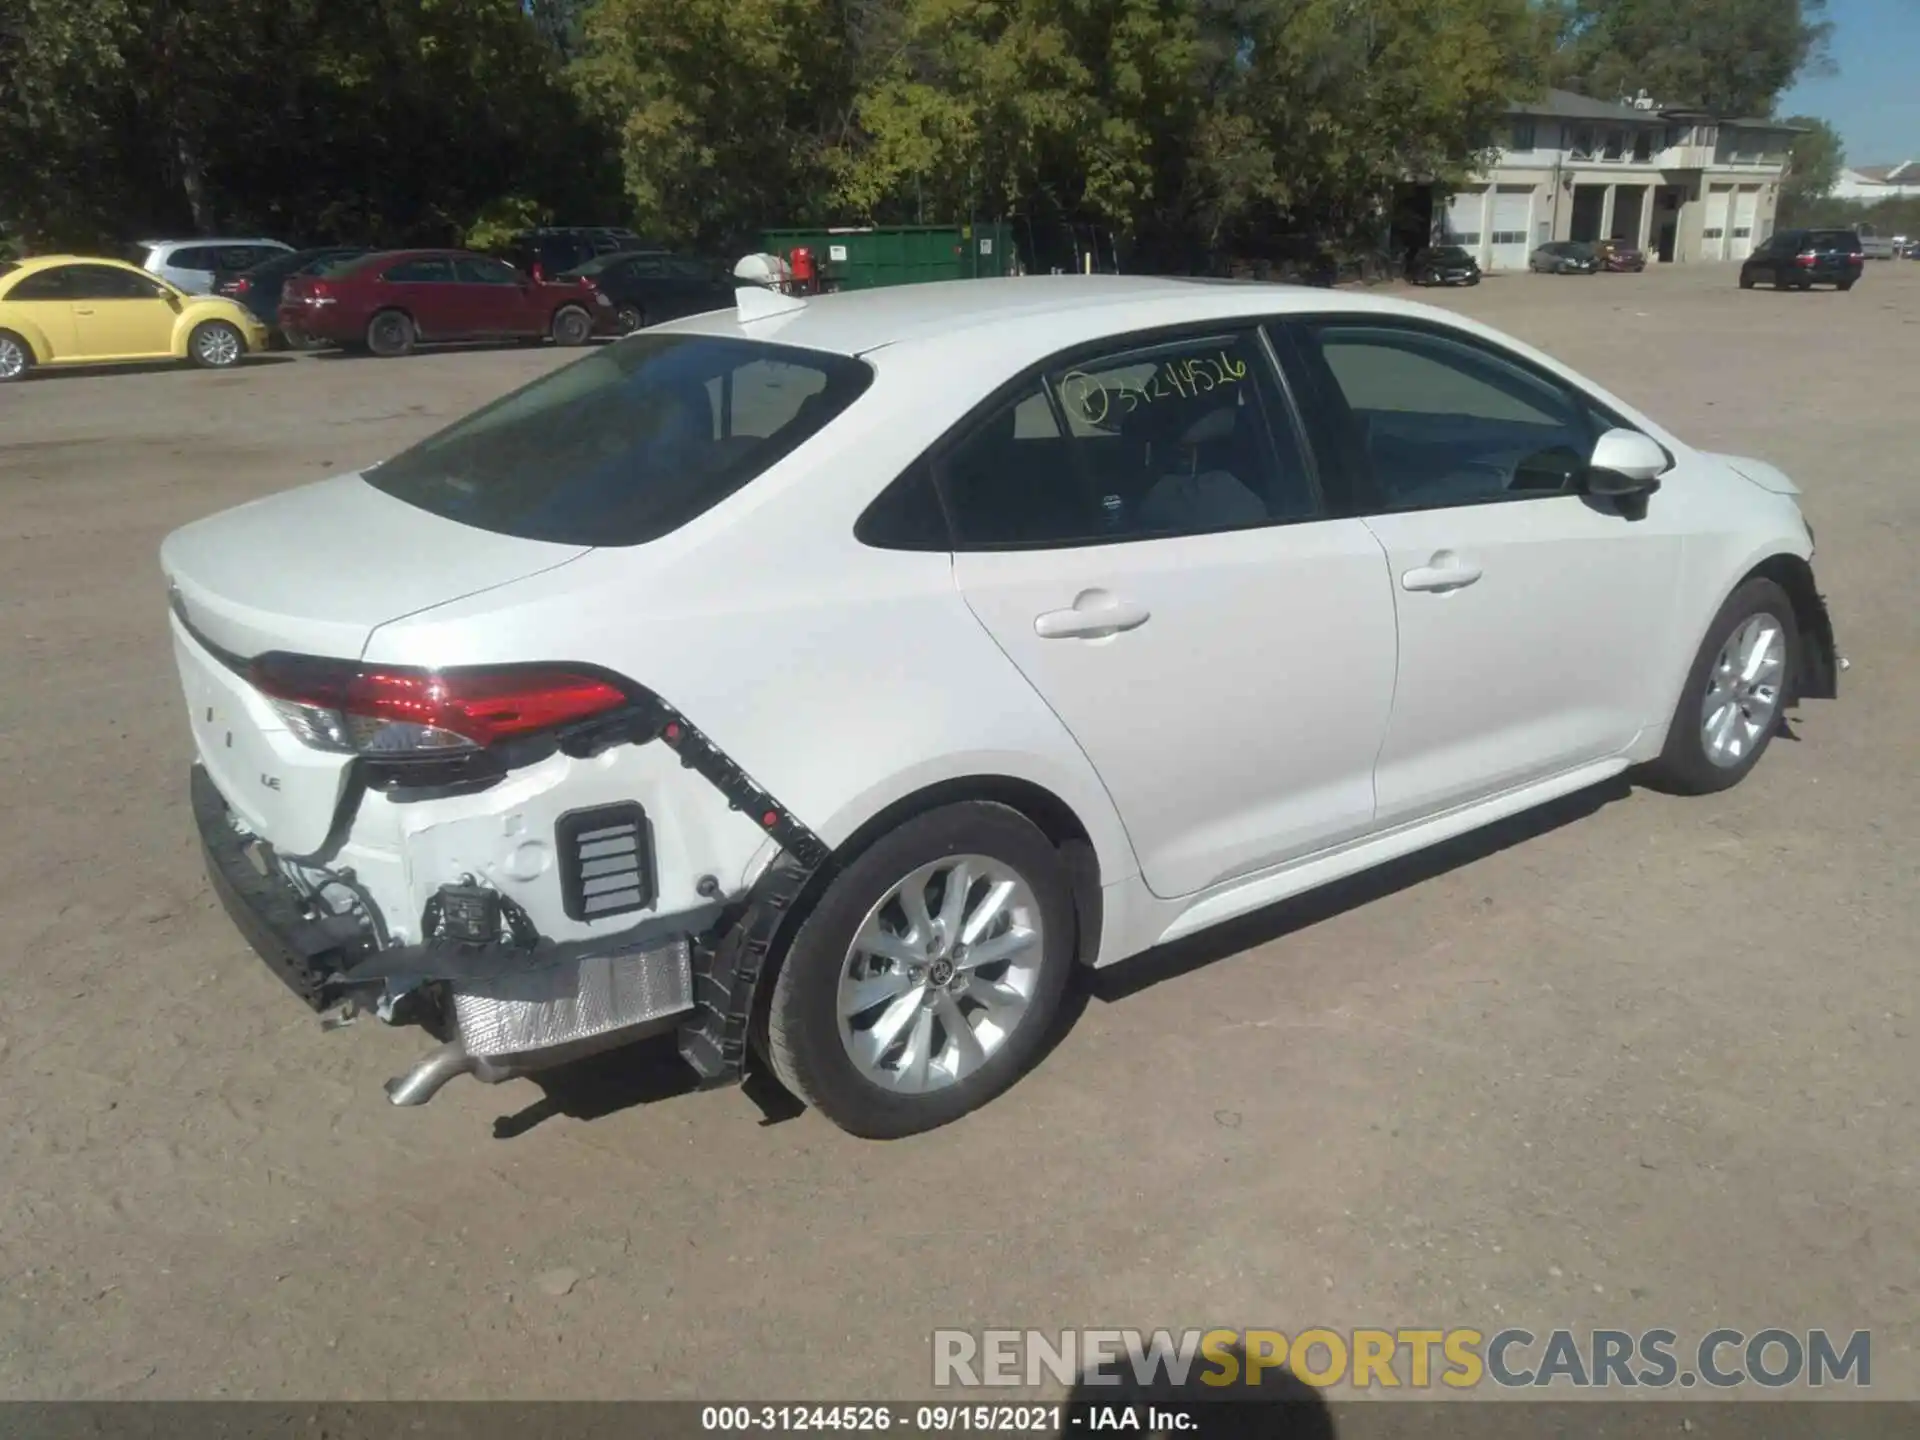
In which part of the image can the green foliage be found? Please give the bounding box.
[0,0,619,252]
[2,0,1548,269]
[1779,115,1843,213]
[1779,193,1920,236]
[1547,0,1832,118]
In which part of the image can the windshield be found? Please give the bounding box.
[366,334,873,546]
[1429,247,1471,261]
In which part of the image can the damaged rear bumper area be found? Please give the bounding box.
[193,764,754,1105]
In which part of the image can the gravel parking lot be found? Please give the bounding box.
[1,263,1915,1402]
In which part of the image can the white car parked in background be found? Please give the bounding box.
[162,276,1840,1136]
[130,237,292,294]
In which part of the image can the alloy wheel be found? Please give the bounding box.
[1700,612,1787,768]
[835,854,1044,1094]
[195,325,241,367]
[0,335,25,380]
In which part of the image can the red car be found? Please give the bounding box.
[279,249,601,356]
[1597,239,1648,273]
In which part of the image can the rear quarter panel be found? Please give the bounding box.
[360,344,1142,894]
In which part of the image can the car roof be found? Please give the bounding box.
[139,238,289,250]
[664,274,1514,361]
[7,254,154,275]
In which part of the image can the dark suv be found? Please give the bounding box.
[1740,229,1864,291]
[497,227,656,282]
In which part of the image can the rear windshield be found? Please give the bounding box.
[366,334,873,546]
[1808,230,1858,250]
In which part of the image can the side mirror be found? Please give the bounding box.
[1586,427,1668,496]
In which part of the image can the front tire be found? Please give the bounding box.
[550,304,593,346]
[366,310,415,358]
[765,802,1076,1138]
[612,303,645,335]
[1643,577,1799,795]
[188,320,245,369]
[1739,270,1755,289]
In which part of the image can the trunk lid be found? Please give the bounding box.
[161,473,591,661]
[162,475,591,855]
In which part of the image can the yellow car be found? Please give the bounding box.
[0,255,270,381]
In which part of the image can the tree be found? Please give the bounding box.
[1779,114,1843,216]
[1548,0,1832,118]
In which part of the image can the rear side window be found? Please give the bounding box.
[366,334,873,546]
[8,268,73,300]
[169,246,220,271]
[384,257,455,282]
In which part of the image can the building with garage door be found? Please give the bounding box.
[1426,90,1798,272]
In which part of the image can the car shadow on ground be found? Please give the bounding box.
[1062,1342,1337,1439]
[488,773,1634,1139]
[21,354,297,381]
[1078,771,1634,1011]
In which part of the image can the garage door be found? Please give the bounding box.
[1490,186,1533,271]
[1702,185,1731,260]
[1729,186,1760,260]
[1445,189,1487,263]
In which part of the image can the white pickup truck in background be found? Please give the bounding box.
[1856,227,1912,260]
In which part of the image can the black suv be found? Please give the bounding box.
[497,227,657,282]
[1740,229,1864,291]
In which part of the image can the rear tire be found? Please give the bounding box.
[366,310,415,358]
[765,802,1076,1138]
[1838,279,1855,292]
[550,304,593,346]
[612,303,645,335]
[188,320,246,369]
[1642,577,1799,796]
[1738,270,1755,289]
[0,330,32,382]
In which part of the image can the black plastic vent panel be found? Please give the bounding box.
[555,803,655,921]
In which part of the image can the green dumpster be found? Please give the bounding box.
[760,223,1017,290]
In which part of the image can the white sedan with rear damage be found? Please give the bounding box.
[163,275,1840,1137]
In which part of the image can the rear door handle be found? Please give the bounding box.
[1034,590,1152,640]
[1401,553,1483,593]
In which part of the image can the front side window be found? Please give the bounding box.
[455,257,519,285]
[68,265,164,300]
[384,258,455,283]
[366,334,872,546]
[1300,323,1597,511]
[938,329,1318,548]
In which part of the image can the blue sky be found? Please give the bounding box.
[1778,0,1920,164]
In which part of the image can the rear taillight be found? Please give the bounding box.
[249,655,629,756]
[531,262,547,282]
[1849,252,1864,262]
[1796,253,1817,266]
[222,277,251,295]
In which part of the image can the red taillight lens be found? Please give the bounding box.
[1796,253,1817,266]
[250,655,628,755]
[223,277,251,295]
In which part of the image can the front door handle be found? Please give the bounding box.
[73,307,96,316]
[1402,552,1483,593]
[1034,589,1152,640]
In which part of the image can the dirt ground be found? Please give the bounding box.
[1,264,1915,1402]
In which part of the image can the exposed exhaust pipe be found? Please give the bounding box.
[384,1040,513,1106]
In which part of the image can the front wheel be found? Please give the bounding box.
[188,321,246,369]
[1643,578,1799,795]
[1739,270,1755,289]
[764,802,1077,1138]
[612,303,645,335]
[550,304,593,346]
